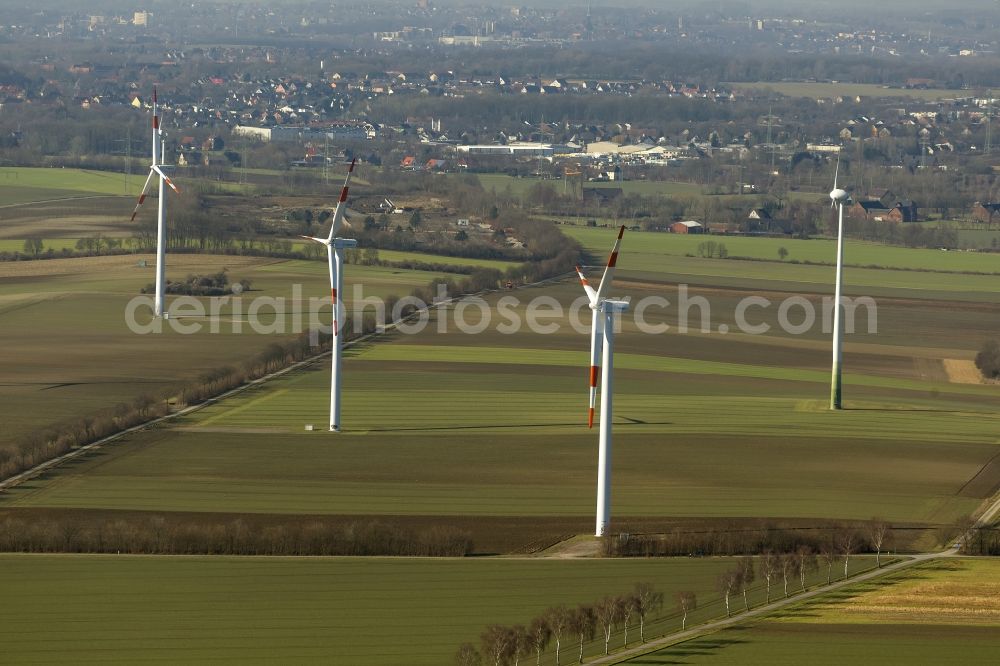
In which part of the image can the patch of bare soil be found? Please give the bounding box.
[539,535,603,558]
[943,359,989,385]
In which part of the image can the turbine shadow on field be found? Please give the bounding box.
[844,407,971,414]
[367,419,672,433]
[630,636,751,663]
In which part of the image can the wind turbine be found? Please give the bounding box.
[302,158,357,432]
[130,88,181,318]
[829,156,849,410]
[575,225,629,537]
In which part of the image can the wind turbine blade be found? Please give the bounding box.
[326,158,356,241]
[594,225,625,303]
[575,265,597,303]
[151,165,181,193]
[830,153,844,209]
[324,245,340,336]
[130,169,156,221]
[588,312,601,428]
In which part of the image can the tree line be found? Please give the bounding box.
[458,522,893,665]
[456,582,668,666]
[962,526,1000,555]
[603,520,892,561]
[0,516,472,557]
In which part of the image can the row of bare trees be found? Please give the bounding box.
[0,516,472,557]
[459,523,896,665]
[604,521,892,561]
[457,582,674,666]
[717,524,891,620]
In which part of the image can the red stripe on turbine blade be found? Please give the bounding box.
[339,186,349,202]
[331,287,337,303]
[588,407,595,429]
[348,158,356,172]
[617,225,625,239]
[153,116,159,129]
[138,194,146,204]
[607,251,619,268]
[589,365,598,387]
[153,87,157,103]
[130,212,138,221]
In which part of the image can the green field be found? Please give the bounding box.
[0,253,471,450]
[0,553,891,665]
[0,237,78,252]
[726,81,972,101]
[0,167,145,205]
[563,225,1000,275]
[5,271,999,527]
[2,183,1000,663]
[0,554,729,665]
[627,559,1000,664]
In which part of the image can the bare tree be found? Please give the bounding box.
[527,616,551,666]
[621,594,637,648]
[796,545,818,591]
[545,606,572,666]
[481,625,513,666]
[738,556,756,611]
[676,591,697,630]
[633,582,663,643]
[837,528,860,579]
[456,642,482,666]
[819,540,837,584]
[868,518,890,567]
[780,553,795,598]
[759,550,779,603]
[717,569,740,617]
[595,596,621,655]
[568,604,596,663]
[509,624,529,666]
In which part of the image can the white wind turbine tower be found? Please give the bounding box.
[130,88,181,318]
[829,156,849,410]
[575,225,629,537]
[302,158,357,432]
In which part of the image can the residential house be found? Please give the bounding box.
[849,199,918,222]
[671,221,704,234]
[972,201,1000,226]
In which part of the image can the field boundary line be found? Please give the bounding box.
[0,270,575,494]
[0,194,129,209]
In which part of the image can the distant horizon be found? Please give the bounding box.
[2,0,997,12]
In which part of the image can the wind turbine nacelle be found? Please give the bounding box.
[829,188,848,204]
[333,238,358,249]
[601,299,630,314]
